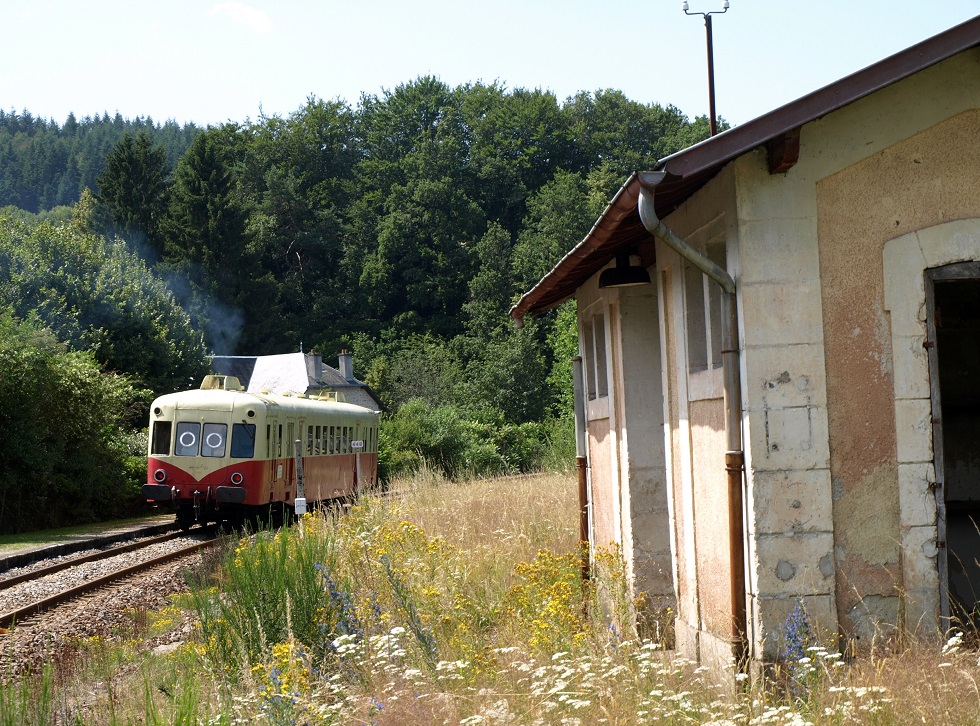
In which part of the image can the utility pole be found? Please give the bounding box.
[682,0,729,136]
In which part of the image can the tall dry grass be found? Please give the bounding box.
[6,469,980,724]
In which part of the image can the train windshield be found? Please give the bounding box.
[174,422,228,457]
[231,423,256,458]
[175,423,201,456]
[202,423,227,458]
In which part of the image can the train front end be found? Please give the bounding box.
[142,375,262,528]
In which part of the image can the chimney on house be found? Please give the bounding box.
[306,350,323,381]
[338,349,355,382]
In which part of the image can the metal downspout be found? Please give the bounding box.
[572,356,591,584]
[637,174,748,669]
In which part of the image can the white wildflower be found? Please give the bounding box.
[942,631,964,655]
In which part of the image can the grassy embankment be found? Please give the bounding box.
[3,470,980,724]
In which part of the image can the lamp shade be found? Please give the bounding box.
[598,251,651,288]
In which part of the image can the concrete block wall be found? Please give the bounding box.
[733,149,837,661]
[566,50,980,667]
[735,56,980,655]
[614,288,675,614]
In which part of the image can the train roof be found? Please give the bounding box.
[151,385,380,419]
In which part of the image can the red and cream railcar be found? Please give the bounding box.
[142,375,380,528]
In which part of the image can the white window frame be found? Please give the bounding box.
[581,304,611,420]
[684,235,726,401]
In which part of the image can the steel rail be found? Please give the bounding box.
[0,531,182,591]
[0,536,224,628]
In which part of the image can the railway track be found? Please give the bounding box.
[0,519,177,575]
[0,530,223,629]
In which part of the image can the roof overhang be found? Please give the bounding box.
[510,14,980,325]
[509,173,651,322]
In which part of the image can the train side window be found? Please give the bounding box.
[151,421,172,456]
[307,425,314,455]
[328,426,335,454]
[314,425,321,455]
[343,426,350,454]
[232,423,256,458]
[175,422,201,456]
[277,424,283,457]
[202,423,228,457]
[265,425,271,458]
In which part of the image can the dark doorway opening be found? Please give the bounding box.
[929,264,980,626]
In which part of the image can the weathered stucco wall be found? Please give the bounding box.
[577,274,675,627]
[660,267,695,643]
[817,108,980,641]
[690,399,731,635]
[729,49,980,656]
[588,416,616,550]
[733,140,836,660]
[615,288,674,613]
[657,164,743,666]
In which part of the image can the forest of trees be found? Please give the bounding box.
[0,80,713,532]
[0,110,198,213]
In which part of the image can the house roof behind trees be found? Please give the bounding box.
[211,352,384,410]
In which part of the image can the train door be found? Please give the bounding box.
[268,419,281,500]
[297,418,307,502]
[353,421,363,495]
[285,421,295,497]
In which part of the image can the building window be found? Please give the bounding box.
[583,312,609,401]
[685,240,727,374]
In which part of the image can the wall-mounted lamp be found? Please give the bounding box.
[598,249,651,288]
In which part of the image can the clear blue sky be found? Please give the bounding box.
[5,1,978,129]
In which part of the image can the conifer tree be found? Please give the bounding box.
[95,132,171,257]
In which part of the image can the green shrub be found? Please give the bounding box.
[378,399,562,481]
[0,311,147,532]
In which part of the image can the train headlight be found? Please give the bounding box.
[230,472,244,486]
[153,469,167,483]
